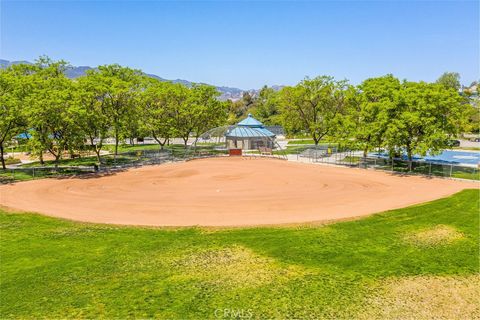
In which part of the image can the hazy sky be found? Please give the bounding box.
[1,0,478,89]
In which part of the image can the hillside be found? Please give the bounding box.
[0,59,250,101]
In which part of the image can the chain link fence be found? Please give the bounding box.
[292,145,479,181]
[2,145,478,183]
[0,149,179,183]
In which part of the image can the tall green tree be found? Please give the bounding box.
[346,75,401,156]
[90,64,143,156]
[251,86,281,125]
[141,80,178,149]
[190,84,227,139]
[462,102,479,133]
[25,57,85,166]
[172,84,227,146]
[120,100,144,146]
[385,81,464,170]
[279,76,350,144]
[76,70,112,162]
[436,72,461,91]
[0,65,31,169]
[167,84,190,146]
[460,82,479,134]
[226,91,255,124]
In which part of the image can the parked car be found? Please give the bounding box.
[472,137,480,142]
[447,139,461,147]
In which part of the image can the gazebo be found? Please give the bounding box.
[225,114,276,150]
[184,116,286,159]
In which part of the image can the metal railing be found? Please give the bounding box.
[2,146,478,183]
[293,146,479,180]
[0,149,179,183]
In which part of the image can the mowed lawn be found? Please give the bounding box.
[0,190,478,319]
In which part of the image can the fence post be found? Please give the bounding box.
[449,164,453,178]
[429,162,431,176]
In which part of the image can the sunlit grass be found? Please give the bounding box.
[0,189,478,318]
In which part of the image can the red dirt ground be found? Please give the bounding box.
[0,158,477,226]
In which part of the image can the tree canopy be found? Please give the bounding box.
[0,64,30,168]
[0,56,473,171]
[436,72,461,91]
[346,75,401,155]
[387,81,463,164]
[23,58,85,165]
[279,76,351,145]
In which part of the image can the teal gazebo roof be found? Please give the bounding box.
[237,114,264,127]
[226,114,275,138]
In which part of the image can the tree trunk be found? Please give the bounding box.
[95,149,102,163]
[183,137,188,147]
[157,139,167,150]
[160,138,168,150]
[114,130,119,157]
[152,133,166,150]
[39,152,44,165]
[0,143,5,170]
[407,148,413,172]
[89,137,101,163]
[54,154,60,169]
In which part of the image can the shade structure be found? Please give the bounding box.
[184,115,286,160]
[225,114,276,150]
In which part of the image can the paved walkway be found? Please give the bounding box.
[286,151,363,165]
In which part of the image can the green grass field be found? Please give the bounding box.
[286,139,316,145]
[20,144,186,168]
[103,143,180,153]
[21,154,145,168]
[342,155,361,164]
[0,189,478,319]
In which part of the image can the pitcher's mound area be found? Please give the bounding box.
[0,158,475,226]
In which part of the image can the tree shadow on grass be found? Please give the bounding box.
[53,170,126,180]
[0,168,128,184]
[212,190,479,278]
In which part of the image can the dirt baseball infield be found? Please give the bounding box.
[0,158,477,226]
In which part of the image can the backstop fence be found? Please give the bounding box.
[291,145,479,181]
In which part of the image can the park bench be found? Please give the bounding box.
[258,147,273,155]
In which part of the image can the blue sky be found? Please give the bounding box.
[1,0,478,89]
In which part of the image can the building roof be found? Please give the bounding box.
[237,114,264,127]
[226,114,276,138]
[226,126,275,138]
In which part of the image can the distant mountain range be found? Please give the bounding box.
[0,59,283,101]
